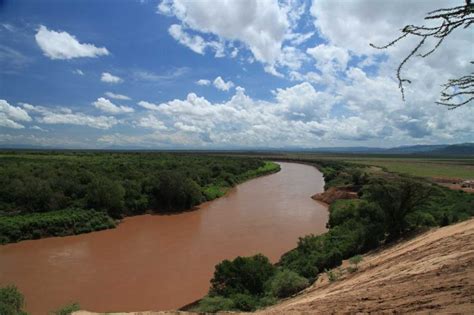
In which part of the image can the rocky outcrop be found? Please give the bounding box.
[311,187,358,205]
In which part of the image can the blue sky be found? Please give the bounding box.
[0,0,472,149]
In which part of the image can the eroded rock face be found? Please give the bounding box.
[311,187,358,205]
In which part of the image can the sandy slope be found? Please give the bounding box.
[74,219,474,315]
[259,219,474,314]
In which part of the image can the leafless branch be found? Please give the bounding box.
[370,0,473,108]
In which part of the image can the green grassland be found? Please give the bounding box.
[239,152,474,180]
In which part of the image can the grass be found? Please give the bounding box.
[249,153,474,180]
[345,158,474,179]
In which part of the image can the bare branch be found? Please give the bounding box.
[370,0,473,108]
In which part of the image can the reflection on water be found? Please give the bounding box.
[0,162,327,314]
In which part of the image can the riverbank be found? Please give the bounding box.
[72,218,474,314]
[179,157,474,313]
[0,155,280,244]
[0,162,325,314]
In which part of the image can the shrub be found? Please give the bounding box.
[197,295,235,312]
[210,254,275,297]
[86,177,125,218]
[0,209,116,244]
[230,293,259,311]
[267,269,309,298]
[0,285,27,315]
[325,269,340,282]
[349,255,363,267]
[51,302,81,315]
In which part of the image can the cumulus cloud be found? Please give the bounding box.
[35,25,109,60]
[124,72,473,148]
[0,99,32,129]
[22,103,118,129]
[137,100,161,111]
[168,24,207,54]
[105,92,131,100]
[136,114,167,130]
[196,79,211,86]
[158,0,309,73]
[213,76,234,91]
[93,97,134,114]
[306,44,350,71]
[101,72,123,84]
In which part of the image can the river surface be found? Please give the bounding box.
[0,162,327,314]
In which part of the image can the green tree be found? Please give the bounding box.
[0,285,27,315]
[365,178,433,240]
[86,177,125,218]
[210,254,275,297]
[267,269,309,298]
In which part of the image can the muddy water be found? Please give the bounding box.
[0,162,327,314]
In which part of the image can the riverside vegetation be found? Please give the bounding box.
[0,152,280,244]
[191,158,474,312]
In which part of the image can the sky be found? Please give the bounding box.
[0,0,472,149]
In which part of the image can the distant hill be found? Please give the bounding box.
[306,143,474,156]
[428,143,474,156]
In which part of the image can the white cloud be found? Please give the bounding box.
[73,69,84,75]
[105,92,131,100]
[137,100,161,111]
[196,79,211,86]
[307,44,350,71]
[35,25,109,60]
[31,125,47,132]
[158,0,310,73]
[93,97,134,114]
[133,67,189,82]
[0,99,32,129]
[23,103,118,129]
[168,24,207,54]
[101,72,123,84]
[136,114,167,130]
[0,100,32,122]
[213,76,234,91]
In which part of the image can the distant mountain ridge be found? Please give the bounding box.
[0,143,472,155]
[307,143,474,156]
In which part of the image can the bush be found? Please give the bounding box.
[0,209,116,244]
[325,269,341,282]
[51,302,81,315]
[267,269,309,298]
[349,255,363,266]
[210,254,275,297]
[230,293,259,311]
[86,177,125,218]
[197,295,235,312]
[0,285,27,315]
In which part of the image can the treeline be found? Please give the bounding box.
[0,209,116,244]
[0,152,279,243]
[192,159,474,312]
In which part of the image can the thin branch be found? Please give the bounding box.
[370,0,473,108]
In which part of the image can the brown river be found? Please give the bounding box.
[0,162,327,314]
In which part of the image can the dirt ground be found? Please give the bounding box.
[74,219,474,315]
[259,219,474,314]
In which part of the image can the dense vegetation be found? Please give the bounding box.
[0,152,279,243]
[0,285,79,315]
[0,209,116,244]
[193,158,474,312]
[0,285,27,315]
